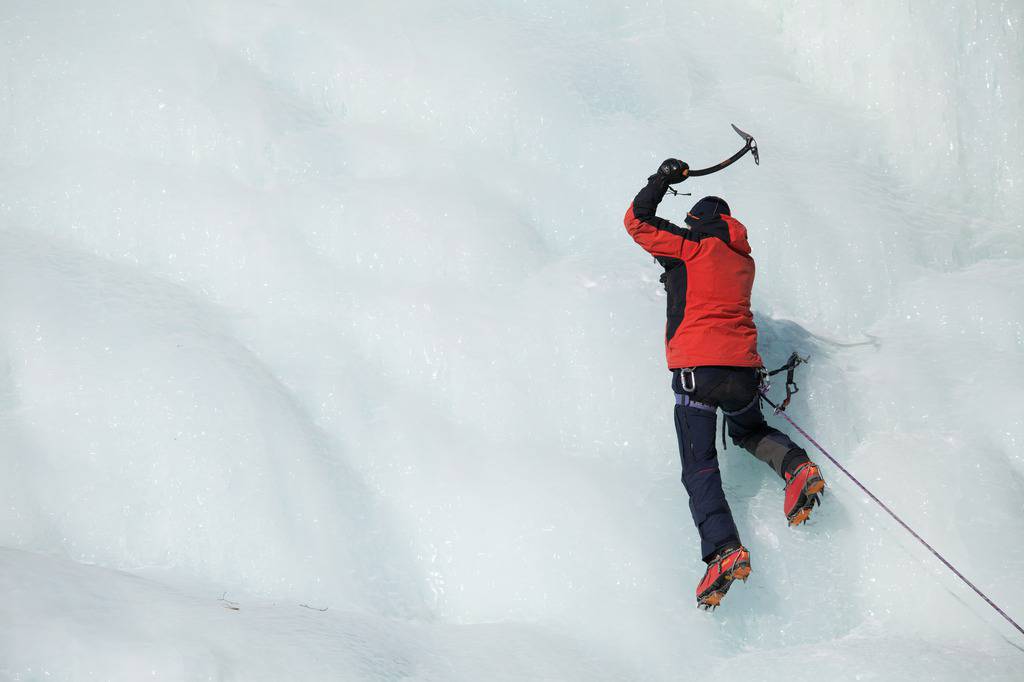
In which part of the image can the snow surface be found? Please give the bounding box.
[1,1,1022,679]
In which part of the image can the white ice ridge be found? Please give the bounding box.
[0,1,1021,679]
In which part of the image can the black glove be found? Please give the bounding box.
[656,158,689,185]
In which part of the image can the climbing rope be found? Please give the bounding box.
[762,359,1024,639]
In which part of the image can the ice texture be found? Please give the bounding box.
[0,1,1021,679]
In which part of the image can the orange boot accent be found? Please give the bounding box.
[696,545,751,609]
[784,462,826,525]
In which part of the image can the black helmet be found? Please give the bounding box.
[685,196,730,225]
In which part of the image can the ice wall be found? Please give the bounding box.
[760,0,1024,227]
[0,1,1021,679]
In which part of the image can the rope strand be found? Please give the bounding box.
[761,390,1024,639]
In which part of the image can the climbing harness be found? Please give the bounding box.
[677,393,715,411]
[719,391,761,451]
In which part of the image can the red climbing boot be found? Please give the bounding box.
[785,461,825,526]
[696,544,751,610]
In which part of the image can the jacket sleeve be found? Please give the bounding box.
[623,175,693,259]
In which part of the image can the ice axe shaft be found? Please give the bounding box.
[685,123,759,177]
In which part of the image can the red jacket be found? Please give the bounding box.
[624,179,762,369]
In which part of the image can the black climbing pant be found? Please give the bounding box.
[672,366,809,562]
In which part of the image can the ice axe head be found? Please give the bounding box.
[731,123,759,165]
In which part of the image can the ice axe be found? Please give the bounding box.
[687,123,759,177]
[665,123,759,196]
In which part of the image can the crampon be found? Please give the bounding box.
[696,544,751,610]
[784,461,825,526]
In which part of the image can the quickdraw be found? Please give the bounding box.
[760,351,808,413]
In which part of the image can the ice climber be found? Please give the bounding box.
[623,158,826,609]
